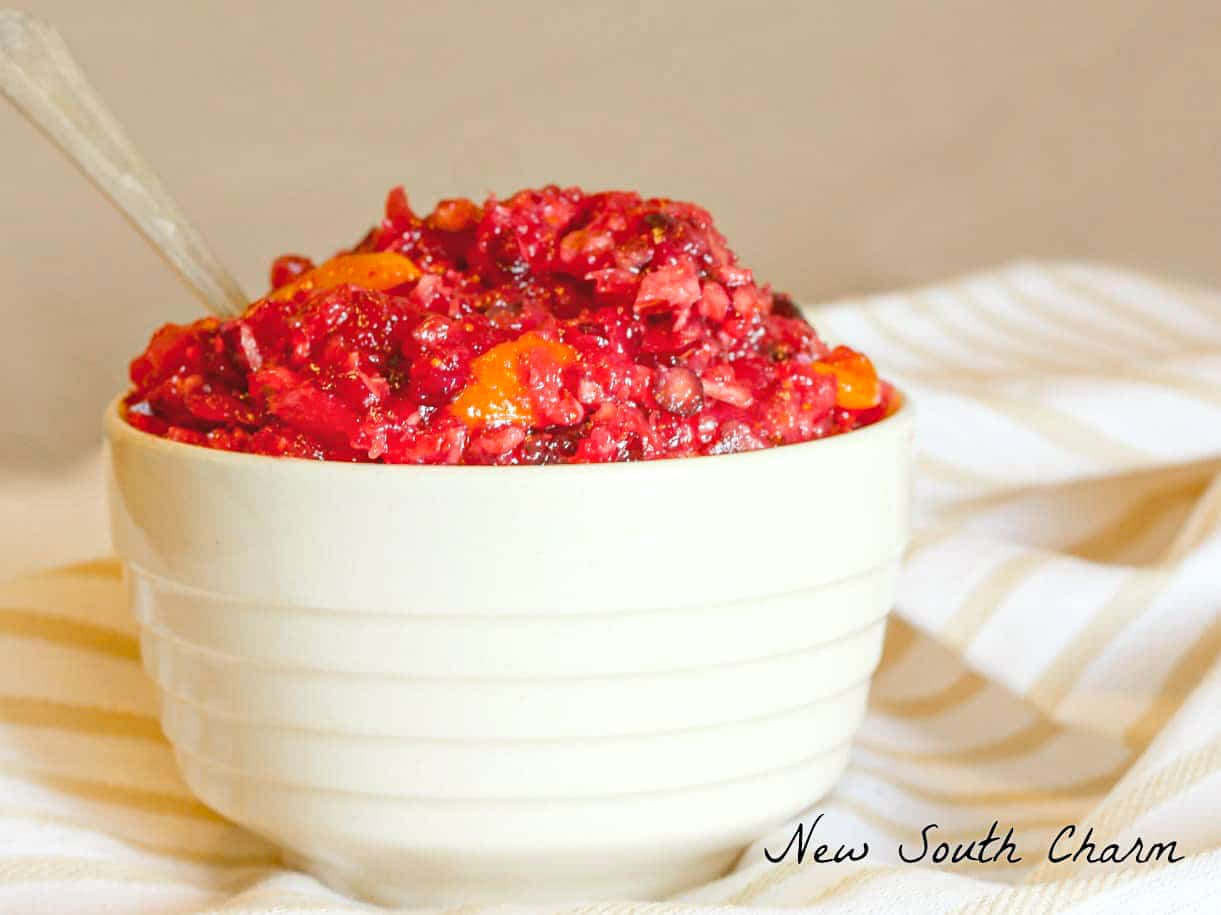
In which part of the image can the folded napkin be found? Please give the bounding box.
[1,261,1218,914]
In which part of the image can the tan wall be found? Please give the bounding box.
[3,0,1220,468]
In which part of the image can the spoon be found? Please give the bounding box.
[0,9,248,317]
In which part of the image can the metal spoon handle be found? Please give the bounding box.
[0,10,247,317]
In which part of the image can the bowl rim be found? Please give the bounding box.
[104,391,912,477]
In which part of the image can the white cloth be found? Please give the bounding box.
[0,261,1218,913]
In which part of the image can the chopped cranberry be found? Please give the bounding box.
[123,186,895,463]
[269,255,314,290]
[654,367,703,417]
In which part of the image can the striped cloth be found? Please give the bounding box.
[1,261,1219,913]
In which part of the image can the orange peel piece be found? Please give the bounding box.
[270,252,421,301]
[451,333,577,428]
[812,346,882,410]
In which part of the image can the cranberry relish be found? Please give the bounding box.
[124,186,896,464]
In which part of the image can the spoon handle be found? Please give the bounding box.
[0,10,247,317]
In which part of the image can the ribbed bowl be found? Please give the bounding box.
[105,397,913,905]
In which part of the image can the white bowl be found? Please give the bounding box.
[105,396,913,905]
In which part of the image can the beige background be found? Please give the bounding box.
[2,0,1220,472]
